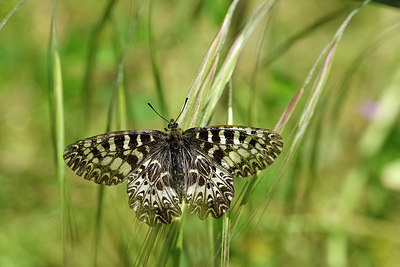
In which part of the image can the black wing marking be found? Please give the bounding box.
[184,126,283,178]
[126,148,182,226]
[63,130,164,185]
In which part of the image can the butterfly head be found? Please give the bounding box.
[165,119,183,140]
[168,119,179,129]
[147,98,187,136]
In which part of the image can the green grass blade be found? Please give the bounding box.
[91,2,118,263]
[54,46,69,266]
[265,6,349,65]
[91,2,142,265]
[330,58,400,267]
[82,0,118,122]
[178,0,278,263]
[180,0,239,129]
[359,73,400,157]
[141,2,242,264]
[92,185,104,267]
[0,0,28,31]
[274,84,305,133]
[231,0,371,245]
[200,0,276,126]
[289,0,370,157]
[48,0,70,264]
[220,215,230,267]
[149,0,168,116]
[220,82,233,266]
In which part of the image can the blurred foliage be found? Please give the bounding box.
[1,0,400,266]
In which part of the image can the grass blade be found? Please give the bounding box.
[149,0,168,116]
[200,0,276,125]
[82,0,118,122]
[0,0,28,31]
[180,0,239,129]
[92,2,143,265]
[231,0,371,245]
[48,0,70,264]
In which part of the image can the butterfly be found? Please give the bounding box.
[63,101,283,226]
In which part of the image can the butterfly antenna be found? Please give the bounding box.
[147,103,169,123]
[175,98,188,122]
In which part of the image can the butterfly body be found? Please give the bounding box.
[64,119,283,226]
[165,119,186,195]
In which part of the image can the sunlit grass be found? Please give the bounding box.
[1,0,400,266]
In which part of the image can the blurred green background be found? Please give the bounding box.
[1,0,400,266]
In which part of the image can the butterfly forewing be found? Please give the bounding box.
[63,130,163,185]
[184,126,283,178]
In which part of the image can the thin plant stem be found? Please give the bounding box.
[0,0,29,31]
[49,0,69,264]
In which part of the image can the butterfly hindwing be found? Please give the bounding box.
[63,130,164,185]
[184,126,283,178]
[126,149,182,226]
[184,146,234,219]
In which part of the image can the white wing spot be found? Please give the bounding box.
[237,148,250,158]
[256,131,264,138]
[233,131,241,144]
[221,158,231,169]
[207,131,213,143]
[244,136,253,144]
[119,162,132,176]
[209,145,219,152]
[218,130,226,144]
[229,151,242,163]
[222,156,234,167]
[110,157,123,171]
[97,144,105,152]
[136,135,142,146]
[255,143,263,151]
[101,156,113,165]
[83,142,92,148]
[123,135,131,149]
[109,137,116,151]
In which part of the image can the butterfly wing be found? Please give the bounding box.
[126,148,182,226]
[63,130,164,185]
[183,146,234,219]
[184,126,283,178]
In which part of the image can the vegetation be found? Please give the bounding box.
[1,0,399,266]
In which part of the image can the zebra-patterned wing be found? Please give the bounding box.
[184,126,283,178]
[63,130,164,185]
[184,146,234,219]
[127,148,182,226]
